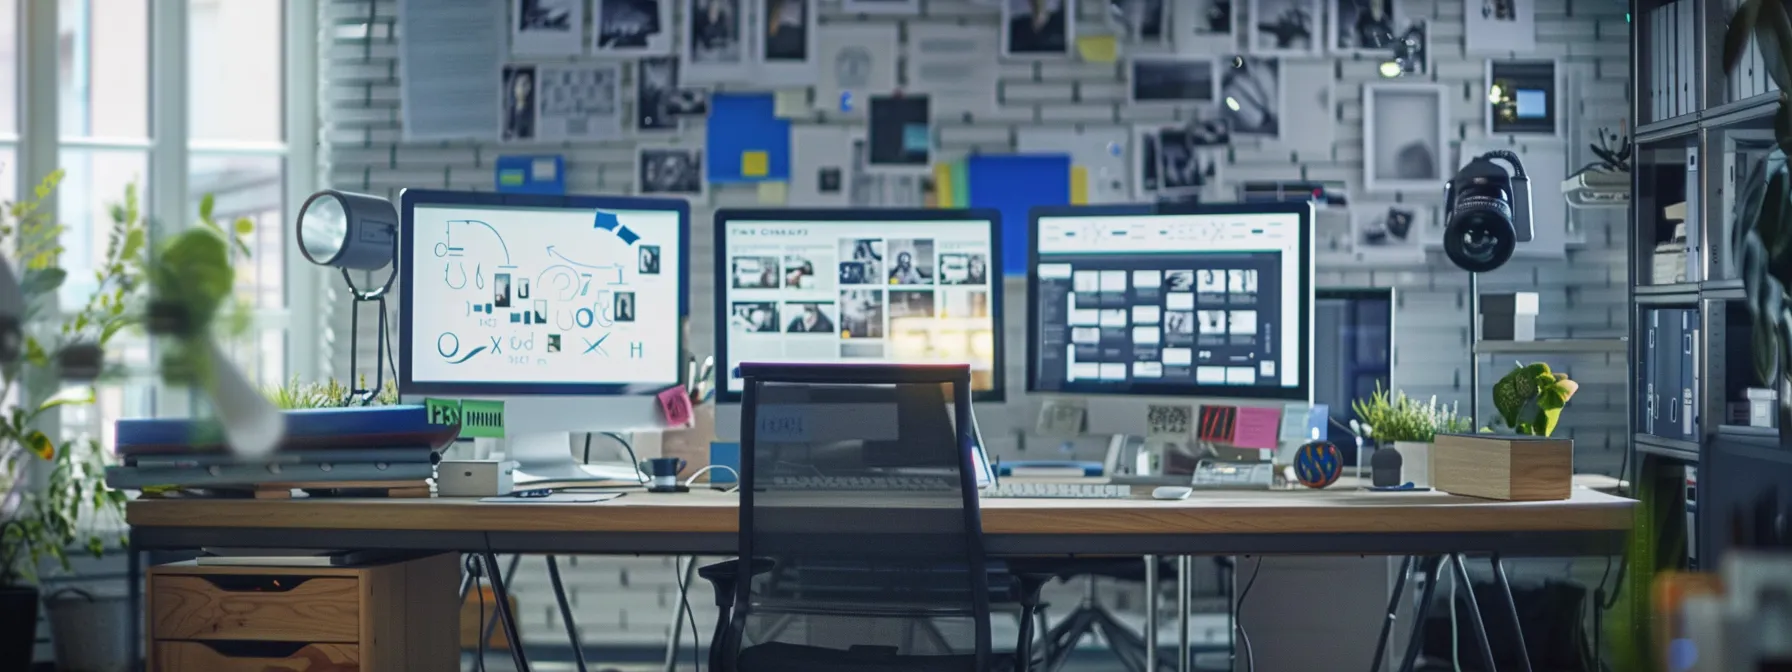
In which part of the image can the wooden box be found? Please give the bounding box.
[1432,433,1574,501]
[147,553,458,671]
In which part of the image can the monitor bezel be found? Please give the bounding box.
[1025,201,1314,401]
[712,207,1007,405]
[397,188,691,397]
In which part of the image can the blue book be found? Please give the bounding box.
[127,447,440,468]
[116,406,459,456]
[105,461,435,490]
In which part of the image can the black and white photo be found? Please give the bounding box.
[1109,0,1167,43]
[1350,203,1431,261]
[1003,0,1073,58]
[1464,0,1535,53]
[1157,128,1222,198]
[666,87,710,116]
[759,0,818,85]
[637,147,705,197]
[939,253,988,285]
[1248,0,1321,56]
[534,65,621,140]
[839,239,884,285]
[1486,59,1560,136]
[1133,125,1161,199]
[1329,0,1397,56]
[783,301,837,333]
[1129,57,1218,104]
[839,289,886,338]
[1363,83,1448,192]
[1172,0,1234,53]
[639,245,661,274]
[867,95,931,172]
[501,65,537,141]
[685,0,748,82]
[512,0,583,56]
[730,301,781,333]
[885,239,936,285]
[595,0,672,55]
[1221,55,1280,138]
[731,256,780,289]
[613,292,636,322]
[634,56,679,132]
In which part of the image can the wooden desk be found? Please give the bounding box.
[128,487,1634,557]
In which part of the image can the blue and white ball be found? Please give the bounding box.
[1293,441,1344,489]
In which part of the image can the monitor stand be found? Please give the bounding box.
[506,432,644,488]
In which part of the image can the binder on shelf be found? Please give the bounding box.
[1680,0,1695,115]
[1651,6,1663,121]
[1747,13,1765,98]
[1729,0,1743,101]
[1661,4,1674,120]
[1685,148,1701,283]
[1681,310,1700,441]
[1644,310,1661,436]
[1652,309,1685,440]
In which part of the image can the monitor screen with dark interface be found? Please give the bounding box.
[1314,289,1393,454]
[1027,204,1311,400]
[715,208,1003,401]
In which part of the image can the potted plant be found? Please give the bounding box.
[1350,383,1472,486]
[1484,361,1580,437]
[265,376,398,409]
[1,174,144,670]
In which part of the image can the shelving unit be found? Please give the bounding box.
[1472,339,1629,355]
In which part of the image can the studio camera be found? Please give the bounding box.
[1442,150,1532,273]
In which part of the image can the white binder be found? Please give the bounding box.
[1680,0,1695,114]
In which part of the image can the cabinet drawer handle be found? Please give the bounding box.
[191,640,312,658]
[198,575,319,593]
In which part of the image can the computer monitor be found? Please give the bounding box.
[1026,202,1313,435]
[397,189,688,485]
[1314,288,1394,460]
[712,208,1004,441]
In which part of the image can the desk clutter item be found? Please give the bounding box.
[437,459,516,497]
[1292,440,1344,488]
[1479,292,1540,341]
[1371,444,1404,487]
[146,554,457,671]
[109,406,455,498]
[1431,433,1573,501]
[1190,462,1276,490]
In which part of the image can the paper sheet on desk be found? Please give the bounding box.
[480,493,624,504]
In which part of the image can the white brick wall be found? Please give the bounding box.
[320,0,1631,653]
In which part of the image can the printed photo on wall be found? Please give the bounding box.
[1362,83,1448,192]
[666,87,710,116]
[867,95,932,173]
[501,65,537,141]
[636,147,705,197]
[1350,203,1431,261]
[1221,56,1280,138]
[1328,0,1398,56]
[1157,129,1222,200]
[594,0,673,55]
[1486,59,1560,136]
[534,64,622,140]
[1129,57,1218,104]
[1248,0,1320,56]
[1003,0,1074,58]
[684,0,748,82]
[635,56,679,131]
[1172,0,1234,53]
[763,0,812,63]
[511,0,584,56]
[1464,0,1535,53]
[1108,0,1167,43]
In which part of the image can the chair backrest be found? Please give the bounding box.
[733,362,991,667]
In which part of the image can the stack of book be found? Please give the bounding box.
[107,406,459,497]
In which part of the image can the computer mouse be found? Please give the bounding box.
[1151,486,1193,500]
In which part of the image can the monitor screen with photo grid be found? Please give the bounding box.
[714,208,1005,402]
[1026,203,1312,401]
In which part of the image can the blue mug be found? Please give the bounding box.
[640,457,687,490]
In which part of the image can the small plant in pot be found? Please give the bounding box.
[1350,384,1472,487]
[1,174,143,670]
[1483,361,1580,437]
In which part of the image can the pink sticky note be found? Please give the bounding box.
[657,386,694,427]
[1231,407,1283,450]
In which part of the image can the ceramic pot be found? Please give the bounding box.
[45,588,132,672]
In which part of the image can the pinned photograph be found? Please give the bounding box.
[839,239,884,284]
[1129,57,1218,104]
[1465,0,1535,54]
[634,56,680,131]
[1329,0,1398,56]
[1221,56,1281,138]
[1363,83,1448,192]
[667,87,710,116]
[731,255,780,289]
[535,64,622,140]
[594,0,673,55]
[512,0,584,56]
[885,239,936,285]
[684,0,748,82]
[839,289,887,338]
[1157,129,1222,198]
[636,147,705,197]
[1003,0,1073,58]
[1351,204,1431,260]
[730,301,780,333]
[1248,0,1321,56]
[762,0,812,63]
[1172,0,1234,53]
[783,301,837,333]
[639,245,661,274]
[501,65,538,141]
[867,95,932,173]
[1486,59,1560,136]
[1109,0,1167,43]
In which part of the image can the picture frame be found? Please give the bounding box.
[1246,0,1322,57]
[1220,55,1282,139]
[757,0,819,86]
[1349,202,1433,262]
[1362,82,1450,193]
[682,0,753,84]
[1325,0,1400,58]
[1108,0,1170,44]
[591,0,675,57]
[1485,58,1564,137]
[1128,56,1221,105]
[1002,0,1076,59]
[636,146,708,200]
[1171,0,1237,54]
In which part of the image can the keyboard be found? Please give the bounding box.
[767,475,957,492]
[981,483,1133,499]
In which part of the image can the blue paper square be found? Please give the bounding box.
[705,93,791,184]
[966,154,1072,276]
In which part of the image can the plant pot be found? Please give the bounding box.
[45,588,132,672]
[1393,441,1433,487]
[0,584,39,671]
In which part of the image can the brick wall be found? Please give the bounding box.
[320,0,1631,653]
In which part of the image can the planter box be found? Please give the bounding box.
[1432,433,1573,501]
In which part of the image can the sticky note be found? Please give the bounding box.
[742,150,770,177]
[498,170,526,187]
[756,181,789,204]
[1070,165,1090,204]
[1197,406,1238,443]
[1076,35,1118,64]
[658,385,695,427]
[532,157,558,180]
[773,89,808,118]
[425,398,462,426]
[1232,407,1285,450]
[459,400,506,438]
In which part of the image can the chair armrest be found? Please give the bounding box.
[698,558,776,608]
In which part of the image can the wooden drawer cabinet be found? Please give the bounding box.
[147,554,457,671]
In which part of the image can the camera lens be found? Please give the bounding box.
[1445,181,1517,273]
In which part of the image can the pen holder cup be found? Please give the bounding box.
[660,403,715,482]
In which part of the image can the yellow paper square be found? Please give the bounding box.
[756,181,789,205]
[1076,35,1118,64]
[742,151,770,177]
[1070,166,1090,205]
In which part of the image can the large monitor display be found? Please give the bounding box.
[714,208,1003,401]
[1027,203,1312,400]
[399,190,688,395]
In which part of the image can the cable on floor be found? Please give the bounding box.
[1236,556,1262,672]
[465,554,487,672]
[674,556,702,671]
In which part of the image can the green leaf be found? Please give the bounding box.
[36,387,94,412]
[24,429,54,460]
[121,228,145,262]
[198,193,215,223]
[233,217,254,236]
[18,267,66,297]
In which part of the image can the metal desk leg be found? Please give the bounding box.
[481,551,531,672]
[1177,556,1190,672]
[1449,554,1498,672]
[1490,554,1533,672]
[1369,556,1415,672]
[129,549,142,672]
[482,555,524,650]
[664,556,697,672]
[1396,556,1446,672]
[1144,556,1158,672]
[545,556,589,672]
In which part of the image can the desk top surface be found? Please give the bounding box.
[126,486,1634,537]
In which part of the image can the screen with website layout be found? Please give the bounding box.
[1031,211,1309,397]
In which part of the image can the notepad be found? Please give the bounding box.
[479,493,623,504]
[1232,407,1284,450]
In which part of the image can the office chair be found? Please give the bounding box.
[699,363,1044,672]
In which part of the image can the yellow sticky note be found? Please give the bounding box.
[742,151,769,177]
[756,181,788,205]
[933,163,957,207]
[1076,35,1118,64]
[1070,166,1090,205]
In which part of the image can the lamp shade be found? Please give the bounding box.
[297,189,398,271]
